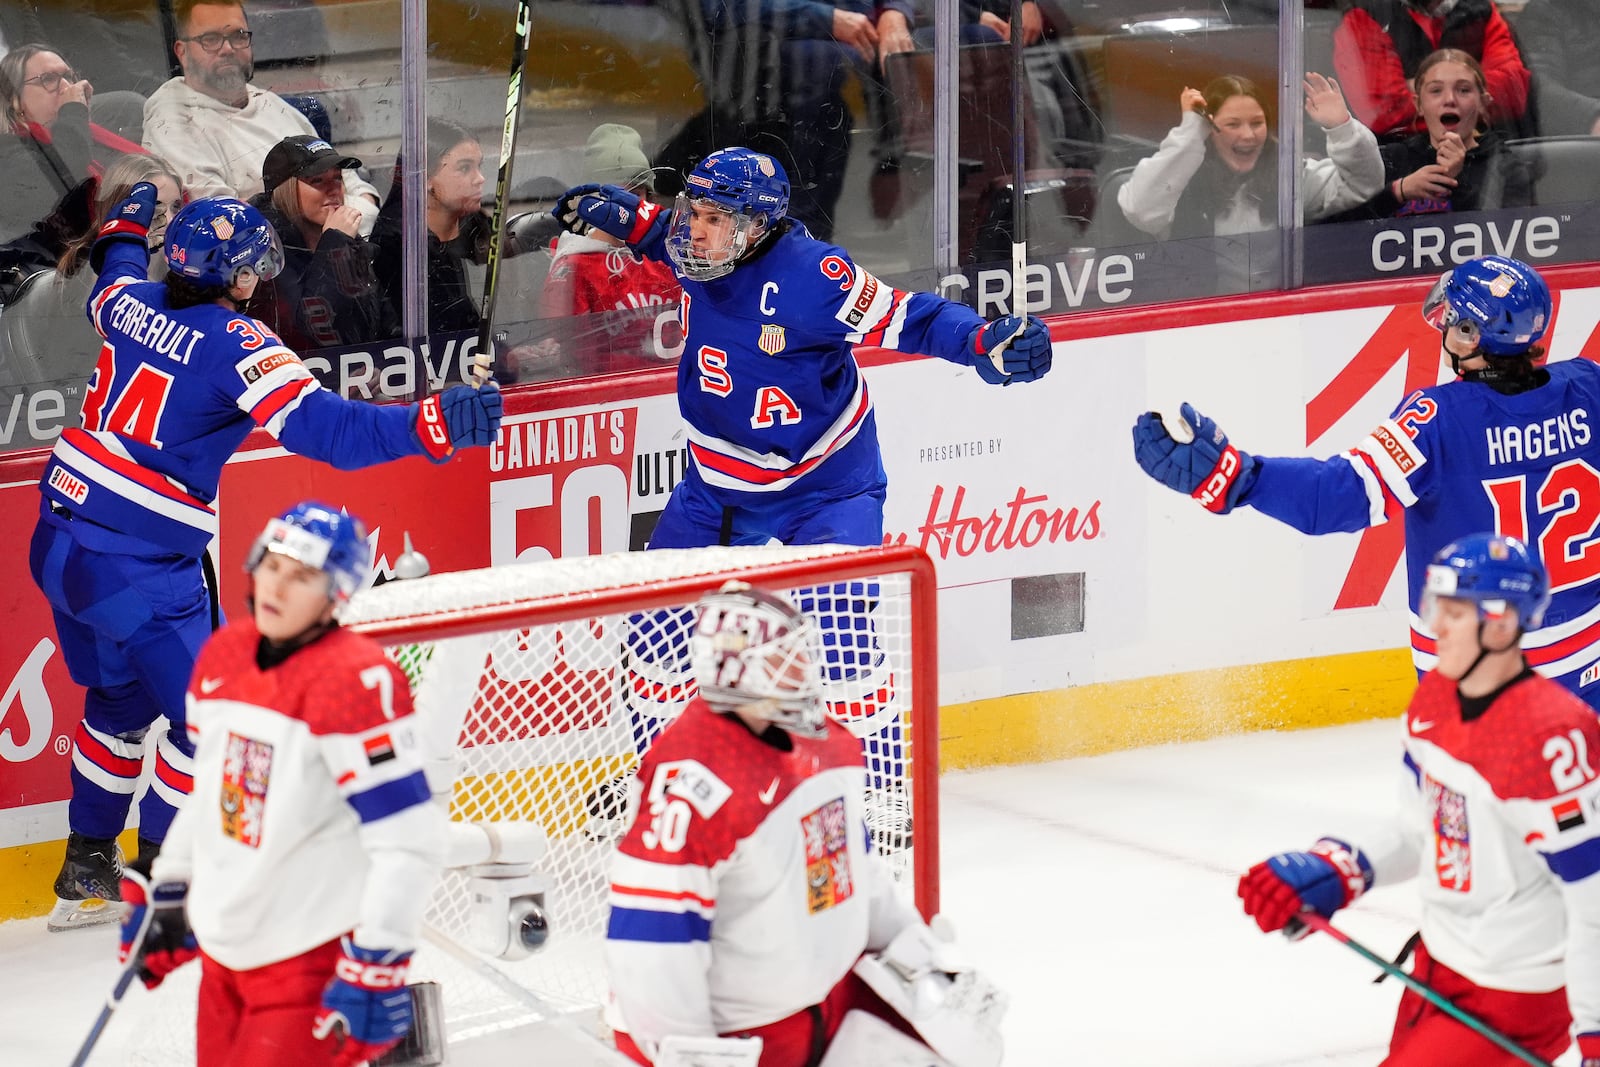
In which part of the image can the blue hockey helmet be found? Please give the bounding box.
[1421,255,1551,358]
[245,501,370,607]
[165,196,284,289]
[1422,533,1549,630]
[666,148,790,281]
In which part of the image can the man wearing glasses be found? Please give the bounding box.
[142,1,379,233]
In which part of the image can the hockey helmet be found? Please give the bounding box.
[1422,532,1549,631]
[165,196,284,289]
[245,501,371,608]
[688,580,826,736]
[1421,255,1551,358]
[665,148,790,281]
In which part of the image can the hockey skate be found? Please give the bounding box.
[47,832,124,931]
[864,789,913,854]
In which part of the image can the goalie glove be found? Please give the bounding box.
[552,182,666,248]
[410,382,503,462]
[1237,837,1373,934]
[312,937,415,1067]
[966,315,1052,385]
[1131,401,1258,513]
[90,180,158,274]
[854,918,1007,1067]
[117,865,198,989]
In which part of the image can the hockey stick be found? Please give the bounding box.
[69,904,154,1067]
[980,0,1029,379]
[1286,913,1555,1067]
[471,0,535,386]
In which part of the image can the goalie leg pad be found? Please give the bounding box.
[655,1034,763,1067]
[853,926,1008,1067]
[818,1010,951,1067]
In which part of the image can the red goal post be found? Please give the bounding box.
[345,542,941,1038]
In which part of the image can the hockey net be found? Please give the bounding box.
[105,543,937,1063]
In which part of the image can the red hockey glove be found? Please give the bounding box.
[118,867,198,989]
[1238,838,1372,934]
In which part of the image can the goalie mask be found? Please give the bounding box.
[689,580,826,736]
[665,148,790,281]
[244,501,371,613]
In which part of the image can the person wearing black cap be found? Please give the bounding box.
[246,134,396,352]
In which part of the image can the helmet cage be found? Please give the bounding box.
[665,194,768,281]
[689,582,826,736]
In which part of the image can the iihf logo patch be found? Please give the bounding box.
[758,323,786,355]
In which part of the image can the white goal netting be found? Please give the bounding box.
[105,544,937,1063]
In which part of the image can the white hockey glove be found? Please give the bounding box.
[655,1034,763,1067]
[853,918,1008,1067]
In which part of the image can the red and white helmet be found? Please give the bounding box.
[689,580,825,736]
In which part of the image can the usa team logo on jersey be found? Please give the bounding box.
[1425,774,1471,891]
[801,797,854,913]
[758,324,786,355]
[220,732,274,848]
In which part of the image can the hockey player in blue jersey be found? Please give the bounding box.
[1132,254,1600,712]
[30,183,503,930]
[555,146,1052,845]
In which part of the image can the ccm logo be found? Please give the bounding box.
[418,396,449,446]
[334,957,410,990]
[1193,446,1239,513]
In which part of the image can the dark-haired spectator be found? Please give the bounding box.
[141,1,379,231]
[1118,73,1382,240]
[1,43,145,245]
[1354,49,1532,217]
[246,136,397,351]
[372,119,488,336]
[0,2,170,98]
[1332,0,1530,141]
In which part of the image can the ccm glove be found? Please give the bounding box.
[411,382,503,462]
[1131,401,1258,513]
[552,182,665,248]
[90,180,159,273]
[118,865,198,989]
[967,315,1052,385]
[313,937,415,1067]
[1238,838,1373,934]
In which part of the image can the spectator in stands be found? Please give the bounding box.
[246,135,397,352]
[656,0,878,240]
[0,2,170,98]
[141,1,380,233]
[1355,49,1532,217]
[1507,0,1600,137]
[372,118,488,337]
[58,154,185,280]
[1,43,145,245]
[1332,0,1529,141]
[535,124,681,376]
[1118,73,1384,240]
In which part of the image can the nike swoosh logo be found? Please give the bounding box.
[199,677,225,695]
[1411,719,1434,733]
[758,778,779,805]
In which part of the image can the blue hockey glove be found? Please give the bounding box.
[1131,401,1258,513]
[411,382,503,462]
[118,866,198,989]
[313,937,414,1067]
[90,180,159,273]
[1238,838,1372,934]
[967,315,1052,385]
[552,182,665,248]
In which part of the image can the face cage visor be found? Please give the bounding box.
[694,624,827,737]
[233,230,286,286]
[1423,271,1485,357]
[244,519,348,607]
[664,194,766,281]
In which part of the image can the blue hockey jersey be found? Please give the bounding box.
[638,222,987,498]
[1244,359,1600,703]
[39,240,424,557]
